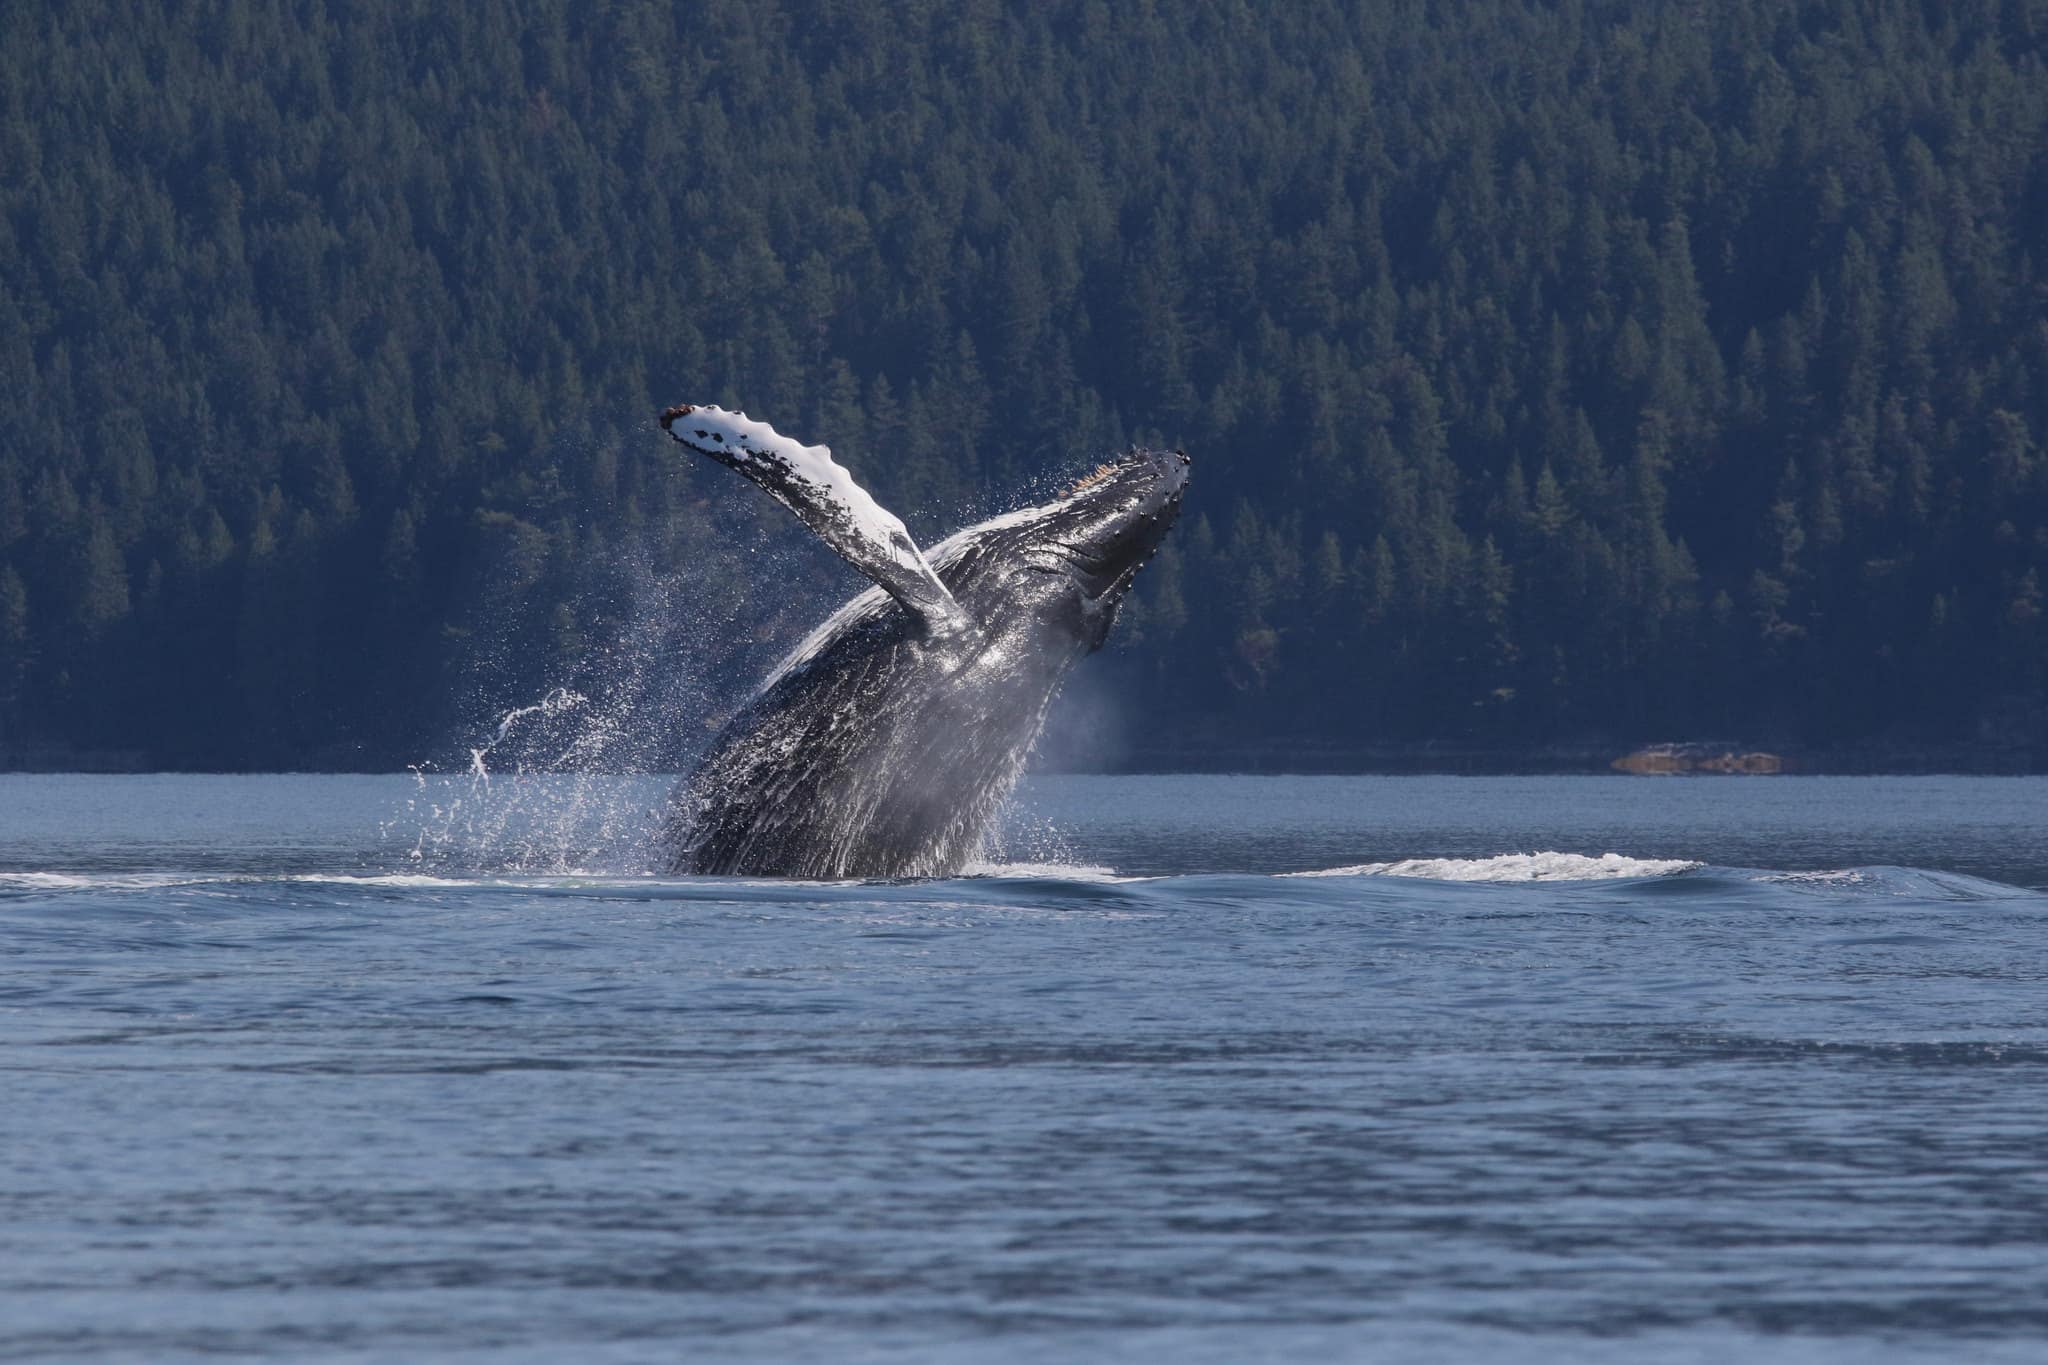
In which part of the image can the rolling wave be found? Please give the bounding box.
[1286,851,1701,882]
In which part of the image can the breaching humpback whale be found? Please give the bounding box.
[656,404,1188,878]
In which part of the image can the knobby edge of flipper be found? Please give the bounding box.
[659,403,974,642]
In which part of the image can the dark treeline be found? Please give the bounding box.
[3,0,2046,768]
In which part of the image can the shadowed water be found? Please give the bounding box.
[3,774,2047,1362]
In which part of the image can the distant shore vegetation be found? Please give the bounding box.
[1,0,2044,769]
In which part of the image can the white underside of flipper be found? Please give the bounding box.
[659,404,972,640]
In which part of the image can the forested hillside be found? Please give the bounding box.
[3,0,2046,768]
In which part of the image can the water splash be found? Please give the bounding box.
[384,460,845,876]
[468,688,587,780]
[383,422,1097,880]
[985,791,1077,868]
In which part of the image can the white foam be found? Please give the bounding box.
[0,871,590,894]
[0,872,216,892]
[1288,852,1700,882]
[1762,869,1866,886]
[959,860,1137,883]
[285,873,499,888]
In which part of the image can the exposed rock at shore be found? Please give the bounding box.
[1612,743,1784,775]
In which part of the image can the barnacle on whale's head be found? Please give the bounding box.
[1060,462,1120,498]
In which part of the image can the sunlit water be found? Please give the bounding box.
[3,774,2047,1363]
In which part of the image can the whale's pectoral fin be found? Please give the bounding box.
[659,404,974,640]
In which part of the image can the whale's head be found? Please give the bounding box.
[1034,447,1191,604]
[936,447,1190,653]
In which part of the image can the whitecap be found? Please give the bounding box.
[1760,869,1867,886]
[0,871,219,892]
[285,873,508,888]
[958,860,1138,883]
[1287,851,1700,882]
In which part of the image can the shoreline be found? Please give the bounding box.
[1084,743,2047,777]
[3,748,2043,778]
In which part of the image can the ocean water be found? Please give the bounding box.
[3,773,2047,1363]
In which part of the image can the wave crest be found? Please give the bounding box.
[1288,851,1700,882]
[959,860,1131,882]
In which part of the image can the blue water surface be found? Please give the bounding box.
[3,773,2047,1363]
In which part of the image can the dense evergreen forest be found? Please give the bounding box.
[2,0,2046,769]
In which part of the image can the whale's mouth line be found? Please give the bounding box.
[1047,543,1108,573]
[1039,538,1157,600]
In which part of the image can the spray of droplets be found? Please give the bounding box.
[378,427,1118,878]
[381,445,844,875]
[468,688,588,778]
